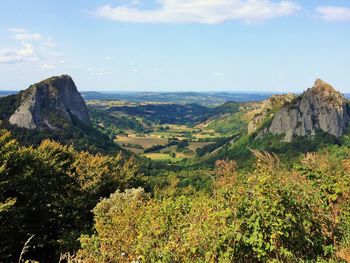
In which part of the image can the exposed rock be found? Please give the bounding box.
[265,79,350,142]
[9,75,90,130]
[248,93,297,134]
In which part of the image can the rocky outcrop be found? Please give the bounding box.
[248,93,297,134]
[264,79,350,142]
[9,75,90,130]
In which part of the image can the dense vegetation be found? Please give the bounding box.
[4,94,350,262]
[0,118,120,154]
[73,150,350,262]
[89,108,146,137]
[106,103,217,125]
[0,130,142,262]
[3,125,350,262]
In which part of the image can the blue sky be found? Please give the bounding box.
[1,0,350,92]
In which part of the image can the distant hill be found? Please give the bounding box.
[81,91,275,105]
[4,90,350,105]
[0,91,17,97]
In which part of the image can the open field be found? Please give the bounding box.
[115,134,168,149]
[113,123,220,160]
[187,141,214,152]
[142,153,184,161]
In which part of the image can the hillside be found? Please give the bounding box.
[3,78,350,263]
[86,80,350,162]
[207,79,350,166]
[0,76,120,153]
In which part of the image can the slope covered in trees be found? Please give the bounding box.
[0,130,142,262]
[73,150,350,262]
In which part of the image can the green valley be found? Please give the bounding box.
[2,77,350,263]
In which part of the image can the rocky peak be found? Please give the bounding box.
[304,79,345,107]
[313,78,336,93]
[9,75,90,130]
[264,79,350,142]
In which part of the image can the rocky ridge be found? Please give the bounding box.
[247,93,297,134]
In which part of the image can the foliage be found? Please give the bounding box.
[207,108,247,135]
[0,130,142,262]
[106,103,218,126]
[213,130,340,168]
[75,149,350,262]
[89,108,146,137]
[0,114,121,154]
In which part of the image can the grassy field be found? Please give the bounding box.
[115,134,168,149]
[142,153,184,161]
[187,141,214,152]
[114,124,220,160]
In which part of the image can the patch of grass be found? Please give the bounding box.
[142,153,184,161]
[115,135,168,149]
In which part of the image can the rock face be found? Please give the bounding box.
[248,93,297,134]
[265,79,350,142]
[9,75,90,130]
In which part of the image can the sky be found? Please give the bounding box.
[0,0,350,92]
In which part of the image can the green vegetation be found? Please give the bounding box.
[0,94,20,120]
[105,103,216,125]
[88,100,242,161]
[82,92,272,105]
[73,150,350,262]
[89,108,146,138]
[0,116,121,154]
[213,130,340,168]
[4,95,350,262]
[0,130,142,262]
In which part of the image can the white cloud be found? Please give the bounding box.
[105,56,111,60]
[214,72,224,77]
[11,32,43,41]
[41,36,56,48]
[0,43,35,63]
[17,43,34,56]
[95,0,300,24]
[316,6,350,22]
[1,28,61,65]
[42,41,56,48]
[8,28,56,48]
[153,68,165,73]
[67,64,80,69]
[8,28,27,33]
[40,64,56,70]
[88,67,111,76]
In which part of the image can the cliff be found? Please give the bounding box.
[9,75,90,130]
[263,79,350,142]
[247,93,297,134]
